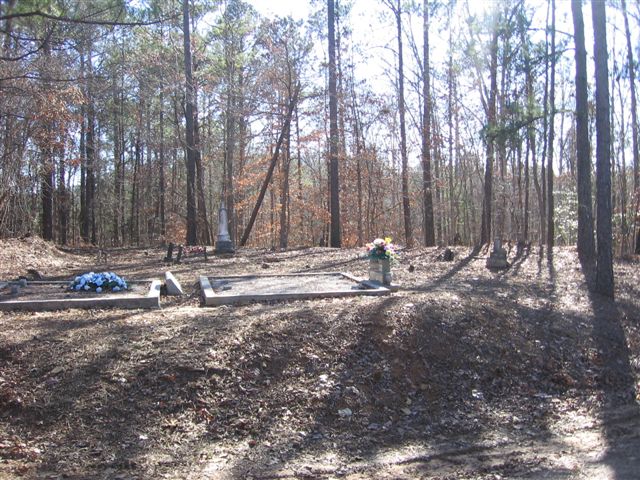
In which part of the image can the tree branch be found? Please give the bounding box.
[0,10,177,26]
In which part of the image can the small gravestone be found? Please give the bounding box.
[26,269,43,280]
[486,238,509,269]
[164,271,184,295]
[214,201,235,254]
[440,248,455,261]
[164,243,175,262]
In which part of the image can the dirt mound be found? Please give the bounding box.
[0,236,84,279]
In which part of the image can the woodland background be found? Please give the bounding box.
[0,0,638,264]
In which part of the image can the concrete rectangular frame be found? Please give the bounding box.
[199,272,391,306]
[0,280,162,311]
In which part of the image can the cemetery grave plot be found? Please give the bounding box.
[200,272,391,306]
[0,279,161,311]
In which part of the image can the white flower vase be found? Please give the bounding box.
[369,257,392,285]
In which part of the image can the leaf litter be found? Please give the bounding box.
[0,240,639,478]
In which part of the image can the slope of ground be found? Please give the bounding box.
[0,236,85,279]
[0,240,639,479]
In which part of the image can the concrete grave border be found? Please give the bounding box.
[199,272,391,306]
[0,280,162,311]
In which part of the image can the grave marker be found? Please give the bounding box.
[214,201,235,254]
[164,242,175,262]
[164,271,184,295]
[486,238,510,269]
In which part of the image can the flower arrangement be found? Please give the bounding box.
[184,245,207,255]
[69,272,128,293]
[366,237,397,261]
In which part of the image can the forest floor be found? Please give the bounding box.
[1,237,640,479]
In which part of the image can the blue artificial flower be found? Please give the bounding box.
[69,271,128,293]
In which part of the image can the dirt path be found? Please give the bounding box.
[0,240,639,479]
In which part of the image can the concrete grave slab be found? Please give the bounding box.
[164,271,184,295]
[200,272,391,306]
[0,280,161,311]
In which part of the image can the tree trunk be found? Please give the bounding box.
[540,3,550,245]
[617,79,629,254]
[546,0,556,256]
[348,74,364,245]
[193,97,211,245]
[57,153,67,244]
[620,0,640,254]
[279,107,291,250]
[447,9,456,244]
[183,0,198,245]
[224,35,236,244]
[112,79,123,246]
[39,38,54,242]
[85,82,96,244]
[328,0,341,247]
[422,0,435,246]
[130,125,141,245]
[571,0,595,263]
[519,3,532,243]
[295,103,305,244]
[158,89,166,238]
[240,85,300,247]
[395,0,413,247]
[481,19,499,245]
[591,0,614,297]
[80,42,96,244]
[41,154,54,241]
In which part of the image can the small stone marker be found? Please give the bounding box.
[26,269,43,280]
[214,201,235,254]
[441,247,454,261]
[164,243,175,262]
[486,238,509,269]
[165,271,184,296]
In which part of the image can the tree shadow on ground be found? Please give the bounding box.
[580,257,640,479]
[2,247,639,479]
[210,249,602,479]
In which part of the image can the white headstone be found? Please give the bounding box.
[215,200,235,254]
[165,271,184,295]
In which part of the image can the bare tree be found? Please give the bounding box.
[182,0,197,245]
[421,0,435,246]
[384,0,413,247]
[591,0,614,297]
[620,0,640,254]
[480,11,500,245]
[328,0,341,247]
[546,0,556,257]
[571,0,595,263]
